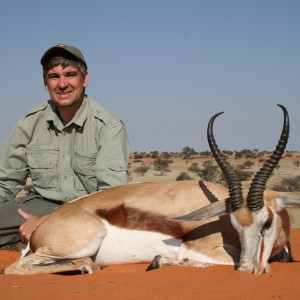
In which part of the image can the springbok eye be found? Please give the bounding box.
[262,219,272,231]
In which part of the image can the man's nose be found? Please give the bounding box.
[58,76,68,88]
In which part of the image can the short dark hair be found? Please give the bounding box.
[43,56,88,78]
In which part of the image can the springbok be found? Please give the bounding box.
[2,105,300,275]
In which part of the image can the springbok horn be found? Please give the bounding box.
[246,104,289,211]
[207,112,244,212]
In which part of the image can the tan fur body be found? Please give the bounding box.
[3,180,296,275]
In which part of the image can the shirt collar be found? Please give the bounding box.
[47,96,88,130]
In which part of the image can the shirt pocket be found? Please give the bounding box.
[73,150,97,193]
[106,157,128,172]
[26,146,58,189]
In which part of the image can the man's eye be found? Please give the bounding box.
[66,72,78,77]
[48,74,59,79]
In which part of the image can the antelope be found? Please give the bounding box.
[2,105,300,275]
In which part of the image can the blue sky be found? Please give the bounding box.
[0,0,299,152]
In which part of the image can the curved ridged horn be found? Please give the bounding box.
[246,104,289,211]
[208,112,243,212]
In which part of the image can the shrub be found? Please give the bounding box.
[150,151,160,158]
[234,168,254,181]
[271,176,300,192]
[199,151,212,158]
[187,162,201,175]
[198,161,220,182]
[176,172,192,181]
[219,166,253,184]
[133,153,145,159]
[161,152,172,159]
[293,161,300,168]
[133,164,150,176]
[241,160,255,169]
[153,158,171,175]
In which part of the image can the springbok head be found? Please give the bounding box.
[178,104,292,274]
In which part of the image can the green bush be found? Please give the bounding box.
[176,172,192,181]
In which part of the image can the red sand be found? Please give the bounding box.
[1,228,300,300]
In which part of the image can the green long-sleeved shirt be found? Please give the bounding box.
[0,96,131,203]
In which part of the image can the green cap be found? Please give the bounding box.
[40,44,87,69]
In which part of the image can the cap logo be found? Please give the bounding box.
[56,44,66,48]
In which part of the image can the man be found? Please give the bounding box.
[0,44,131,248]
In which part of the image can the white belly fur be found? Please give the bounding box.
[95,221,182,267]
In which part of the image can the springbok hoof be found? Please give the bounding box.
[146,255,161,271]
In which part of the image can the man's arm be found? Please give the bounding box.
[96,123,131,190]
[0,123,29,202]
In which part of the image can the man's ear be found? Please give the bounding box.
[44,78,49,90]
[83,72,89,88]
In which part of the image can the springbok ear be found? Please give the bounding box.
[276,193,300,210]
[174,198,231,221]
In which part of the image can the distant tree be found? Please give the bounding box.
[182,146,196,162]
[198,161,220,182]
[234,152,243,159]
[133,152,145,160]
[234,149,257,159]
[241,149,257,159]
[161,152,172,159]
[150,151,160,159]
[153,158,171,175]
[222,150,233,158]
[176,172,192,181]
[199,151,212,158]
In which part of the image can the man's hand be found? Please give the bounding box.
[18,209,48,243]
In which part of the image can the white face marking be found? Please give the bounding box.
[230,207,278,274]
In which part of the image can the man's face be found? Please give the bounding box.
[44,64,89,110]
